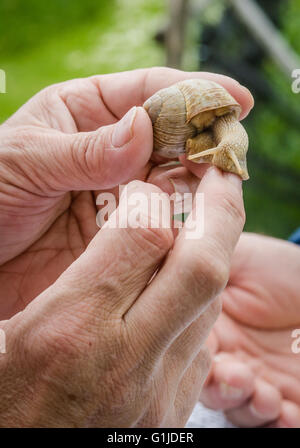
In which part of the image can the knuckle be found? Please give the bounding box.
[4,125,37,148]
[126,225,174,260]
[70,130,98,173]
[183,250,229,299]
[37,83,62,108]
[39,329,84,365]
[217,189,246,227]
[26,316,97,369]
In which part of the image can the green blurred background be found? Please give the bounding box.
[0,0,300,238]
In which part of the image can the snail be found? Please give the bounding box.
[143,78,249,180]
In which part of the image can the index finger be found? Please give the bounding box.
[92,67,254,121]
[15,67,253,133]
[125,166,245,350]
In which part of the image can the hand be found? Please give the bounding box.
[0,67,251,427]
[0,168,245,427]
[0,67,253,319]
[200,233,300,428]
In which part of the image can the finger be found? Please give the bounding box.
[95,164,201,226]
[177,158,211,179]
[267,400,300,428]
[179,157,217,179]
[28,180,174,320]
[225,378,282,427]
[147,165,201,226]
[200,353,255,410]
[137,300,220,427]
[147,165,200,197]
[15,67,253,132]
[222,233,300,328]
[95,67,254,122]
[20,106,153,192]
[165,348,212,427]
[127,166,245,351]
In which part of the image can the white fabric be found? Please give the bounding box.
[186,402,236,428]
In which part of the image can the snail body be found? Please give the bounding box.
[143,79,249,180]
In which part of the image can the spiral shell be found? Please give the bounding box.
[143,78,249,180]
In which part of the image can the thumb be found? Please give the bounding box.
[27,106,153,191]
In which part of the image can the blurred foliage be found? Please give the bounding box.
[0,0,165,121]
[0,0,113,57]
[243,0,300,237]
[250,1,300,173]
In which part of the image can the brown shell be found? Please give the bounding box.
[143,78,241,158]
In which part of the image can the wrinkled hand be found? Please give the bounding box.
[0,68,252,427]
[0,169,245,427]
[0,67,252,318]
[201,233,300,428]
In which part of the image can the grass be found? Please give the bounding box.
[0,0,166,122]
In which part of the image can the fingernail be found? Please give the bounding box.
[240,85,255,108]
[112,106,137,148]
[219,382,243,400]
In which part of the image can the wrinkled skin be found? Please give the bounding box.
[0,67,252,427]
[201,233,300,428]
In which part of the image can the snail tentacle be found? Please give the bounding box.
[187,113,249,180]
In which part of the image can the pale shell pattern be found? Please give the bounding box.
[143,78,249,180]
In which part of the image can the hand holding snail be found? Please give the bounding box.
[144,79,249,180]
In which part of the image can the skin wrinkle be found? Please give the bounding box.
[0,204,67,264]
[66,209,91,261]
[0,196,89,315]
[214,318,266,361]
[91,76,119,123]
[213,318,300,388]
[43,96,70,132]
[68,192,98,243]
[224,282,300,331]
[0,143,65,201]
[82,132,109,185]
[238,326,299,362]
[0,152,46,199]
[43,88,78,133]
[15,255,36,310]
[58,94,80,133]
[0,272,23,315]
[141,68,154,110]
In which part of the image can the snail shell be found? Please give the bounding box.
[143,79,249,180]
